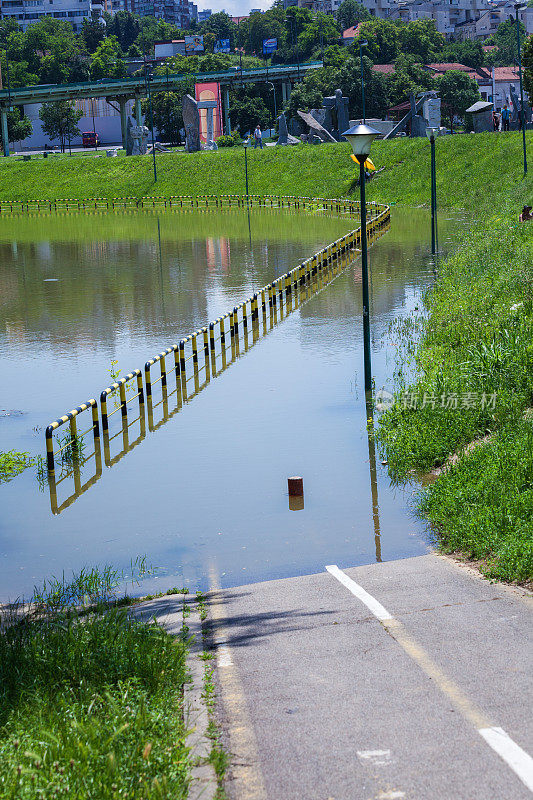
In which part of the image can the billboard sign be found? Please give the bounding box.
[185,35,204,54]
[262,38,277,55]
[214,39,231,53]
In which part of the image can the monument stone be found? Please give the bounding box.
[182,94,201,153]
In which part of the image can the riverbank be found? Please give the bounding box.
[0,132,529,214]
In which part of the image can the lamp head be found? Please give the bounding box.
[425,126,439,141]
[342,123,380,158]
[359,39,368,47]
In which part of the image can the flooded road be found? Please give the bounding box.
[0,206,456,599]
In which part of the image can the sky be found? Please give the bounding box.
[197,0,271,18]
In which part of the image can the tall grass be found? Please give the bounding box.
[0,565,192,799]
[377,205,533,582]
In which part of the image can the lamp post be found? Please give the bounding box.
[266,81,276,132]
[144,62,157,183]
[343,123,380,395]
[244,136,249,199]
[513,3,528,176]
[426,126,438,255]
[359,40,368,124]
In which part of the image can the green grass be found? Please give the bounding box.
[374,151,533,583]
[418,420,533,584]
[0,567,193,799]
[1,132,531,215]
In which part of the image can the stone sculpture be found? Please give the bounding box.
[182,94,201,153]
[297,110,336,143]
[322,89,350,140]
[276,113,300,145]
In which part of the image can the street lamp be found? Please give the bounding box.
[513,3,528,175]
[144,61,157,183]
[426,126,439,255]
[266,81,277,133]
[359,40,368,124]
[343,123,380,394]
[243,136,249,199]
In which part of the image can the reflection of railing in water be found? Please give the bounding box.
[44,194,390,514]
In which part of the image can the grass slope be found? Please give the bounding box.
[0,132,531,214]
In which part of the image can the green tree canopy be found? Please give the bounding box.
[486,18,526,67]
[90,36,126,80]
[386,54,435,107]
[337,0,370,31]
[142,88,191,145]
[437,39,485,69]
[39,100,82,152]
[523,34,533,104]
[437,70,480,130]
[80,17,106,54]
[0,107,32,147]
[398,19,445,63]
[352,19,400,64]
[199,11,237,47]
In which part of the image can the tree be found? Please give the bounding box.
[337,0,370,31]
[352,20,400,64]
[105,11,141,53]
[80,17,106,54]
[142,90,188,145]
[0,107,32,149]
[22,17,85,84]
[297,12,340,61]
[437,70,480,131]
[398,19,445,63]
[90,36,126,80]
[437,39,485,69]
[486,18,526,67]
[229,88,270,135]
[199,11,237,48]
[524,34,533,104]
[39,100,82,152]
[386,54,435,108]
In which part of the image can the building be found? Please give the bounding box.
[154,38,186,58]
[392,0,493,37]
[130,0,194,27]
[197,7,211,21]
[0,0,106,32]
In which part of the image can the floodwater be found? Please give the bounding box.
[0,206,456,600]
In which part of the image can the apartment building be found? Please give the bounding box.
[457,2,533,38]
[0,0,106,31]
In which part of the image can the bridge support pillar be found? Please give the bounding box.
[281,82,291,106]
[118,97,128,152]
[135,97,142,126]
[223,86,231,135]
[1,107,9,157]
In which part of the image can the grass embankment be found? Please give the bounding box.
[0,568,193,799]
[0,132,530,212]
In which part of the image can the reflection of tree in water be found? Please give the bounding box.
[0,209,354,357]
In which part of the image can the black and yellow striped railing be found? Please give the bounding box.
[43,194,390,512]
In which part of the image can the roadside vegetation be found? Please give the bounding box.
[0,565,193,799]
[0,450,34,483]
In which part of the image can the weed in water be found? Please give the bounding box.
[0,450,34,484]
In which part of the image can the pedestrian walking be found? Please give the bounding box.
[501,105,510,132]
[253,124,263,149]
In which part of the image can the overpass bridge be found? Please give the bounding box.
[0,61,322,156]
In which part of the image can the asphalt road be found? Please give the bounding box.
[207,554,533,800]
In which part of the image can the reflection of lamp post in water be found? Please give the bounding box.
[343,123,380,395]
[366,396,382,562]
[426,126,438,256]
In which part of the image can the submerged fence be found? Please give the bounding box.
[44,194,390,513]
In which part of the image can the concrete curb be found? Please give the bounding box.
[185,607,218,800]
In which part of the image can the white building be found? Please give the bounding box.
[0,0,106,31]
